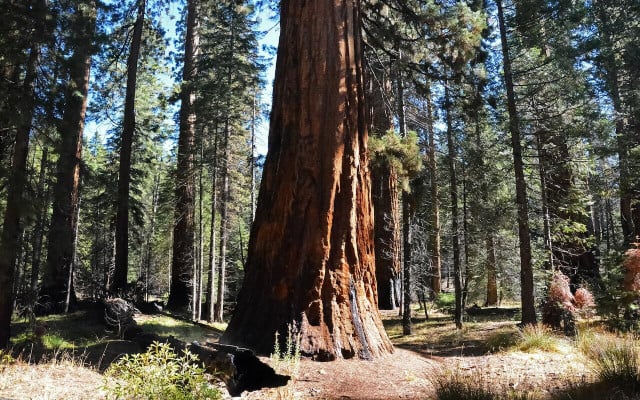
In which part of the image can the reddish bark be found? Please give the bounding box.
[222,0,393,360]
[168,0,198,312]
[42,0,96,310]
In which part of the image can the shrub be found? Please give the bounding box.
[435,293,456,313]
[542,271,595,334]
[623,248,640,293]
[104,341,221,400]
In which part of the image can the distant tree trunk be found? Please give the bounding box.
[0,40,38,347]
[30,147,49,301]
[195,141,204,320]
[250,91,257,221]
[444,79,463,329]
[142,171,159,302]
[369,62,400,310]
[42,0,96,311]
[396,62,412,335]
[372,164,401,310]
[113,0,146,294]
[215,120,230,323]
[222,0,393,360]
[168,0,199,312]
[534,129,554,269]
[402,197,413,335]
[425,84,441,298]
[485,234,498,306]
[497,0,536,325]
[206,133,218,322]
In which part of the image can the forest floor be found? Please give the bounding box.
[0,304,601,400]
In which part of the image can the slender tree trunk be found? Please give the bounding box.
[206,133,218,322]
[168,0,199,312]
[497,0,536,324]
[426,84,441,298]
[42,0,96,311]
[402,197,413,335]
[30,147,49,302]
[485,234,498,306]
[444,80,463,329]
[222,0,393,359]
[372,165,401,310]
[369,62,400,310]
[215,120,230,323]
[113,0,146,293]
[535,129,554,269]
[250,91,257,221]
[196,141,204,320]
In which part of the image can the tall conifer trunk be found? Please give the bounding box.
[42,0,96,311]
[444,80,463,329]
[168,0,199,312]
[0,33,39,348]
[222,0,393,360]
[497,0,536,324]
[113,0,146,293]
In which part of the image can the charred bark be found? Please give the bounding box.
[222,0,393,360]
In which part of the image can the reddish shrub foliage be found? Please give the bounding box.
[623,248,640,293]
[542,271,596,330]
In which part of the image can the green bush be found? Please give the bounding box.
[104,341,221,400]
[435,293,456,313]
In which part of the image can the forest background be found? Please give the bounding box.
[1,0,640,356]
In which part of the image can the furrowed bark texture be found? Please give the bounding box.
[168,0,198,312]
[42,0,96,310]
[222,0,393,360]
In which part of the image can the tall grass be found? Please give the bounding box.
[517,324,559,352]
[579,332,640,394]
[434,370,539,400]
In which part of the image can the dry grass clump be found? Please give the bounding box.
[516,324,560,353]
[578,331,640,395]
[0,350,107,400]
[433,370,540,400]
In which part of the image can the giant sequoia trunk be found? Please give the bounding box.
[222,0,393,360]
[168,0,198,312]
[42,0,96,311]
[113,0,146,293]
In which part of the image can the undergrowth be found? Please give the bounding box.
[270,324,301,400]
[578,331,640,396]
[517,324,560,352]
[433,370,539,400]
[104,341,221,400]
